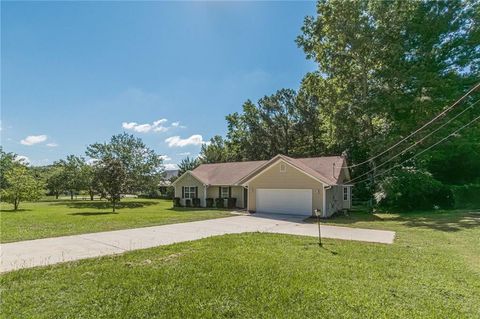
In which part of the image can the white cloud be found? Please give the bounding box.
[159,155,172,161]
[177,152,191,156]
[20,135,47,146]
[122,118,170,133]
[153,119,168,126]
[46,143,58,147]
[164,163,178,170]
[15,155,30,164]
[86,158,98,166]
[165,134,205,147]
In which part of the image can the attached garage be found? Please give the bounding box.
[256,189,312,216]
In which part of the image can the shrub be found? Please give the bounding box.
[192,198,201,207]
[185,199,192,207]
[376,168,454,210]
[451,184,480,209]
[206,198,214,208]
[215,198,224,208]
[173,197,181,207]
[227,197,237,209]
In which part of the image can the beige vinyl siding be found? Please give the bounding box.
[206,186,245,208]
[246,161,324,214]
[174,173,206,206]
[325,185,344,217]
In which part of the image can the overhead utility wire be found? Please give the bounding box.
[349,114,480,185]
[343,82,480,169]
[347,98,480,183]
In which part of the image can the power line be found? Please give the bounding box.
[350,114,480,185]
[343,82,480,169]
[347,99,480,183]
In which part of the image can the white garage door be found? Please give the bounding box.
[256,189,312,216]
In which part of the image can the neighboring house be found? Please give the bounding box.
[172,154,352,217]
[159,169,180,187]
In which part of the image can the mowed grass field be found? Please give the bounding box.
[1,209,479,318]
[0,198,232,243]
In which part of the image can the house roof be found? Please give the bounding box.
[190,160,267,185]
[187,155,347,186]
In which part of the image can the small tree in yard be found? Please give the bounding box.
[1,164,43,210]
[97,158,127,212]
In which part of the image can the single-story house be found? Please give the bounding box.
[172,154,352,218]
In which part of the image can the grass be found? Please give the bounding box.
[1,208,479,318]
[0,198,232,243]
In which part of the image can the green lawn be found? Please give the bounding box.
[1,209,479,318]
[0,198,232,243]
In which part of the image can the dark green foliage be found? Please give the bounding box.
[199,136,229,164]
[215,198,224,208]
[178,156,200,175]
[192,198,201,207]
[173,197,181,207]
[86,133,164,194]
[185,199,192,207]
[451,184,480,208]
[206,198,214,208]
[376,169,454,210]
[96,157,127,212]
[227,197,237,209]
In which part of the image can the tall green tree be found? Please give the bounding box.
[1,164,43,210]
[199,135,229,163]
[86,133,163,193]
[96,157,127,212]
[57,155,87,200]
[296,0,480,177]
[178,156,200,175]
[45,166,65,199]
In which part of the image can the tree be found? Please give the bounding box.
[0,147,25,190]
[1,164,43,210]
[178,156,200,175]
[45,166,65,199]
[296,0,480,172]
[96,157,127,212]
[199,135,229,163]
[82,164,100,200]
[57,155,87,200]
[86,133,163,194]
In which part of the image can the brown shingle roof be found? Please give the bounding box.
[191,160,267,185]
[189,155,347,186]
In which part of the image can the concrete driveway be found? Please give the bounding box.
[0,214,395,273]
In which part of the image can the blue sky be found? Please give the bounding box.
[1,1,316,169]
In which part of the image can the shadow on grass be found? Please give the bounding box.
[68,212,119,216]
[166,207,231,213]
[54,201,159,210]
[324,209,480,232]
[0,208,32,213]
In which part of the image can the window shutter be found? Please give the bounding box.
[195,187,198,198]
[182,186,185,198]
[218,187,221,198]
[228,187,232,198]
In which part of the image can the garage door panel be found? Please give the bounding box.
[256,189,312,216]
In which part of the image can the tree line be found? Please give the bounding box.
[0,133,164,212]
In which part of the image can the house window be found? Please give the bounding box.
[280,163,286,172]
[221,187,229,198]
[343,187,349,201]
[184,186,196,199]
